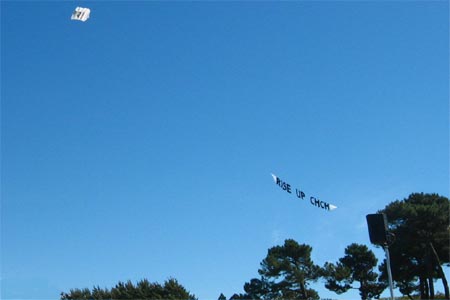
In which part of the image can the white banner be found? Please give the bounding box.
[271,173,337,211]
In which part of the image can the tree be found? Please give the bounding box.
[229,293,247,300]
[135,279,163,299]
[322,243,386,300]
[218,293,227,300]
[61,278,196,300]
[61,288,92,300]
[379,193,450,300]
[92,286,111,300]
[162,278,196,300]
[110,281,137,299]
[242,278,270,300]
[257,239,321,300]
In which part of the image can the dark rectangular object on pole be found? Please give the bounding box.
[366,213,388,245]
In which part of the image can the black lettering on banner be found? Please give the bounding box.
[296,189,305,199]
[272,174,337,211]
[281,182,291,193]
[310,197,323,208]
[314,198,321,207]
[276,176,292,194]
[310,197,330,210]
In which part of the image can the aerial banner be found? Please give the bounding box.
[271,173,337,211]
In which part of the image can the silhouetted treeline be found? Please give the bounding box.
[60,278,196,300]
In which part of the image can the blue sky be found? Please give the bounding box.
[1,1,448,299]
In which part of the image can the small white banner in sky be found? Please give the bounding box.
[271,173,337,211]
[71,7,91,22]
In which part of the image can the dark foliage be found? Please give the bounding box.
[60,278,196,300]
[379,193,449,300]
[322,243,386,300]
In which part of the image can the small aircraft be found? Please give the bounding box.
[71,7,91,22]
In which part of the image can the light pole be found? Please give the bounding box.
[384,243,395,300]
[366,213,395,300]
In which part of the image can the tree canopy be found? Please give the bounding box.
[322,243,386,300]
[253,239,321,300]
[379,193,450,300]
[60,278,196,300]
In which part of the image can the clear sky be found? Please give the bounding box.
[1,0,448,299]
